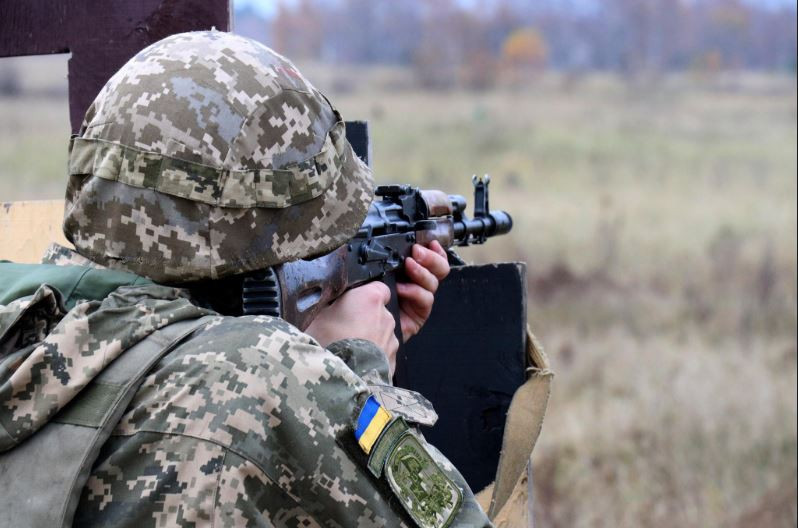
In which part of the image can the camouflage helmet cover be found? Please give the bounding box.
[64,31,373,283]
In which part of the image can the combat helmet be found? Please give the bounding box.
[64,31,373,283]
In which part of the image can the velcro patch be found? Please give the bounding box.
[355,395,392,454]
[385,432,463,528]
[367,417,409,477]
[368,383,438,427]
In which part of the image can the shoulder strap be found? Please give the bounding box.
[0,315,212,528]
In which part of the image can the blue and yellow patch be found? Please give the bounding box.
[356,397,463,527]
[355,395,392,454]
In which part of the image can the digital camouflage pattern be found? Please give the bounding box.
[368,383,439,427]
[0,279,210,451]
[75,312,492,527]
[64,31,373,283]
[4,30,493,528]
[42,242,101,269]
[0,248,493,527]
[326,339,439,427]
[386,434,463,528]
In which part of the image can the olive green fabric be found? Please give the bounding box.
[53,381,127,428]
[0,261,151,310]
[385,432,463,528]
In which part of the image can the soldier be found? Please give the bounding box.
[0,31,493,527]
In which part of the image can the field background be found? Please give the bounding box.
[1,52,796,526]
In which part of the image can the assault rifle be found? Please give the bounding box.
[240,175,512,340]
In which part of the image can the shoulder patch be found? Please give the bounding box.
[367,417,409,477]
[384,432,463,528]
[368,383,438,427]
[355,395,392,454]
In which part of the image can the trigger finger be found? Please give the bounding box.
[413,244,449,280]
[428,240,447,259]
[396,282,434,309]
[405,257,439,293]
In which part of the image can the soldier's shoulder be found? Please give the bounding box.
[191,313,321,354]
[117,312,363,464]
[200,313,313,338]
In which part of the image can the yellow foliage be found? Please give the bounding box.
[502,28,547,68]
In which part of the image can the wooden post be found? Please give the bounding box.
[0,0,231,133]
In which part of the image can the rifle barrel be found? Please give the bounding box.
[453,210,513,245]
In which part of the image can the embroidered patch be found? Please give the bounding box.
[355,395,392,454]
[385,432,463,528]
[367,417,409,477]
[368,383,438,427]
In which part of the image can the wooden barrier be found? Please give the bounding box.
[0,0,230,133]
[0,200,71,263]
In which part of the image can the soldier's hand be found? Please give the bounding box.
[305,281,399,370]
[397,240,450,342]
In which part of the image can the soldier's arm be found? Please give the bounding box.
[220,326,493,527]
[306,241,450,376]
[75,316,491,527]
[321,337,495,527]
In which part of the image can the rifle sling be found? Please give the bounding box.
[0,316,213,528]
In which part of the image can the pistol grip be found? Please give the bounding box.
[381,273,404,347]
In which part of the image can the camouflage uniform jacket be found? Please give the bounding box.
[0,246,492,528]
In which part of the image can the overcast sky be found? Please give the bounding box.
[235,0,797,19]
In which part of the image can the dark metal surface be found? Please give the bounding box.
[269,181,513,335]
[0,0,231,133]
[395,263,528,492]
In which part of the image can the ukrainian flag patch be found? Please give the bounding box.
[355,395,392,454]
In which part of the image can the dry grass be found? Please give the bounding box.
[321,67,798,528]
[1,55,796,527]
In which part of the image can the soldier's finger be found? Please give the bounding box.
[387,333,400,360]
[381,305,397,333]
[412,244,449,281]
[404,256,439,293]
[396,281,435,313]
[397,283,433,341]
[362,281,392,306]
[428,240,447,259]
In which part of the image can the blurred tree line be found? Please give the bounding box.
[236,0,797,89]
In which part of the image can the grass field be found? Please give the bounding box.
[329,69,798,527]
[1,55,796,527]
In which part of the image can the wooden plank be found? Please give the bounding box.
[64,0,231,133]
[0,0,231,133]
[0,200,72,263]
[0,1,70,56]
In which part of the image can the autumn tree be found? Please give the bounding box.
[272,0,324,59]
[501,28,547,85]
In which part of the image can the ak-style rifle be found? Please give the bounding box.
[241,175,512,341]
